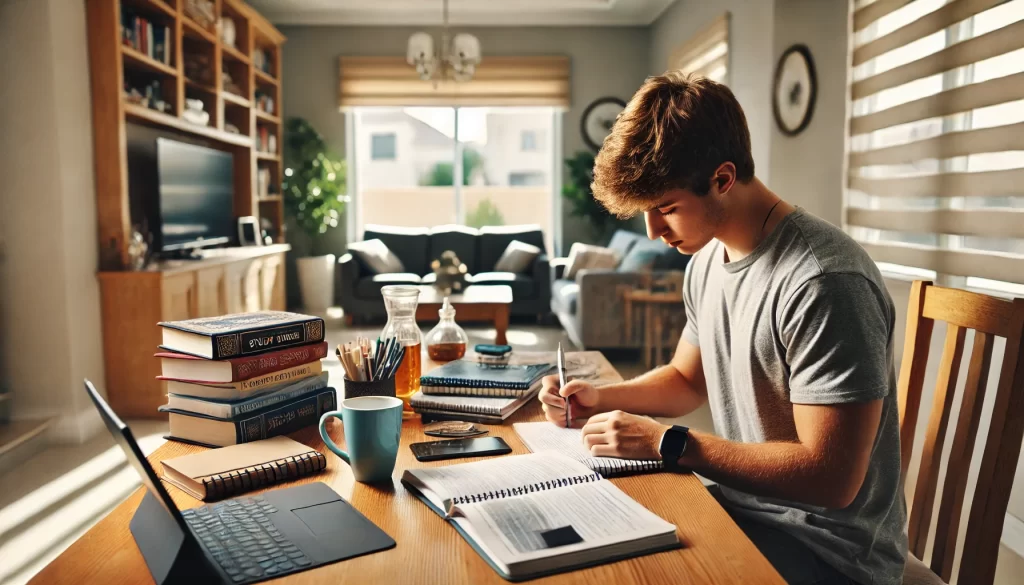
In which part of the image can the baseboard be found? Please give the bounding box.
[47,407,105,444]
[1003,512,1024,559]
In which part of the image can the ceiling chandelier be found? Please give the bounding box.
[406,0,481,83]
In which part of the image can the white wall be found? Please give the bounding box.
[650,0,776,185]
[0,0,105,443]
[769,0,848,226]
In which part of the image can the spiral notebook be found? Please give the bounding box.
[409,381,540,421]
[513,421,664,476]
[161,436,327,501]
[401,452,680,581]
[420,360,554,392]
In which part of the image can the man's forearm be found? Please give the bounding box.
[593,365,705,418]
[680,431,861,509]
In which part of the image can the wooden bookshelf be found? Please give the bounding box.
[87,0,287,417]
[86,0,286,270]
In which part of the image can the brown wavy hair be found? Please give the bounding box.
[591,72,755,218]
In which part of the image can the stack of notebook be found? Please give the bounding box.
[155,311,336,447]
[410,360,554,424]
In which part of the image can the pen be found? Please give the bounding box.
[558,343,571,428]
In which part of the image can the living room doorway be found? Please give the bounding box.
[348,106,560,254]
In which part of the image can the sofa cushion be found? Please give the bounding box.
[428,225,480,273]
[565,243,619,279]
[606,230,644,259]
[355,273,421,298]
[347,239,406,275]
[479,225,545,271]
[494,240,542,274]
[617,245,662,272]
[551,278,579,315]
[469,272,534,299]
[363,225,431,275]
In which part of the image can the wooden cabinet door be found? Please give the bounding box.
[244,258,264,313]
[161,273,197,321]
[260,254,283,310]
[224,260,250,314]
[195,266,226,317]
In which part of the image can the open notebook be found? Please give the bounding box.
[514,421,663,476]
[401,452,679,581]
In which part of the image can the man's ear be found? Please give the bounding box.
[712,162,737,196]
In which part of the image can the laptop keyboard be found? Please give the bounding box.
[182,496,313,583]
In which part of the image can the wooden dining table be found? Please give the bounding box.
[31,351,785,585]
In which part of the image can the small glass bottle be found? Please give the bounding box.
[425,297,469,362]
[380,285,422,415]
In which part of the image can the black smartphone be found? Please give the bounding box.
[410,436,513,462]
[475,344,512,356]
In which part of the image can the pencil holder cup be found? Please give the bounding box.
[343,375,397,400]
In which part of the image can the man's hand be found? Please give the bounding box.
[538,374,599,428]
[580,411,669,460]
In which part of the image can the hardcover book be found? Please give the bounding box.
[159,361,323,397]
[155,342,329,382]
[160,372,329,419]
[164,387,337,447]
[158,311,325,360]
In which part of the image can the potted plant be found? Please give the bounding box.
[562,150,617,242]
[283,117,346,313]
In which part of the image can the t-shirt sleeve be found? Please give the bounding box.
[682,258,699,347]
[780,273,892,404]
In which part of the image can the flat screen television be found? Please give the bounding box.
[156,138,235,253]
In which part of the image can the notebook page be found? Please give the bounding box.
[452,479,677,575]
[401,452,594,512]
[513,422,663,476]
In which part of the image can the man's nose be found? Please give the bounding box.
[645,212,665,241]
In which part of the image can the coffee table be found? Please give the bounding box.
[415,285,512,344]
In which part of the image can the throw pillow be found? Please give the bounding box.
[493,240,542,273]
[564,243,619,280]
[347,239,405,274]
[617,246,661,272]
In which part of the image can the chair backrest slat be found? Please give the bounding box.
[930,330,994,581]
[958,324,1024,584]
[898,280,1024,585]
[898,281,935,478]
[908,324,966,558]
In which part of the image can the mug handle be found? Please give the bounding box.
[319,411,350,464]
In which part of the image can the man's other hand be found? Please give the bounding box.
[538,374,599,428]
[580,411,669,460]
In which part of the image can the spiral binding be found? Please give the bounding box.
[589,457,663,477]
[410,401,501,416]
[450,472,602,506]
[202,451,327,501]
[420,386,529,398]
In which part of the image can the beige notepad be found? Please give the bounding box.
[161,436,326,501]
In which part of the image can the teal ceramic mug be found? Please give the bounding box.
[318,396,403,483]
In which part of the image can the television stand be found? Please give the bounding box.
[161,248,206,261]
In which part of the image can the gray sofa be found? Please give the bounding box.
[551,230,691,350]
[337,224,551,322]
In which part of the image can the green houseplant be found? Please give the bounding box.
[283,117,347,312]
[562,150,616,240]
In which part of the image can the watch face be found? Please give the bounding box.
[660,426,688,462]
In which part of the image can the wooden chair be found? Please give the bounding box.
[898,281,1024,585]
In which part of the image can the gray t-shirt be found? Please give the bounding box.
[682,208,907,585]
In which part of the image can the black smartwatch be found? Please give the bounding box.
[658,425,690,471]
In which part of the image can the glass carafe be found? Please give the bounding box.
[425,297,469,362]
[380,285,421,415]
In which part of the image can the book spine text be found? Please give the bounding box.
[235,389,336,443]
[212,319,325,359]
[231,342,328,380]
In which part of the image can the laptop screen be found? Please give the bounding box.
[84,380,192,536]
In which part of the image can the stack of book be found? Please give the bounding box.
[409,361,554,424]
[156,311,334,447]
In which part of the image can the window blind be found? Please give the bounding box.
[667,13,729,84]
[845,0,1024,287]
[337,56,570,109]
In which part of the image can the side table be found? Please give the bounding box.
[623,289,686,368]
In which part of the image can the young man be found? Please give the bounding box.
[538,73,907,585]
